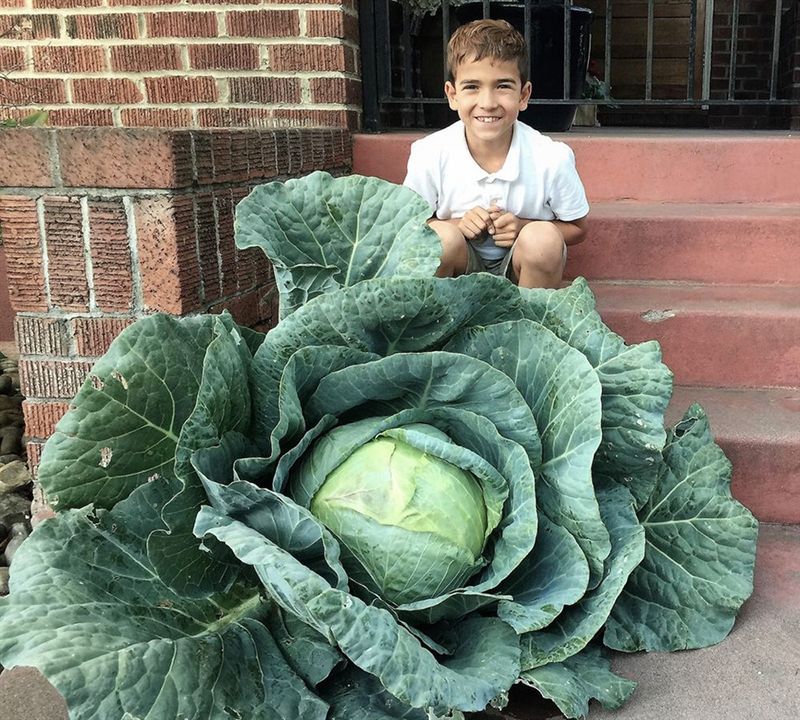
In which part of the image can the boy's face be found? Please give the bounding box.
[445,56,532,146]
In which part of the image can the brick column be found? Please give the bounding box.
[0,126,352,471]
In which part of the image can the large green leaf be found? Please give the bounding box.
[195,503,521,714]
[521,484,645,669]
[446,319,609,586]
[235,171,442,317]
[37,314,218,510]
[521,279,673,508]
[520,644,636,719]
[604,404,758,652]
[0,480,330,720]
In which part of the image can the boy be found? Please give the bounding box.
[403,19,589,289]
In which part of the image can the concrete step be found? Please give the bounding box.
[352,129,800,203]
[591,281,800,389]
[667,386,800,525]
[567,202,800,285]
[3,525,795,720]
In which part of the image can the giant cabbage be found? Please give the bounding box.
[0,172,758,719]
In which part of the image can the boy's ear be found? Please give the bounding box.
[445,81,458,110]
[519,81,533,108]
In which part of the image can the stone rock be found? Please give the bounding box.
[0,566,8,595]
[0,493,30,527]
[0,358,16,370]
[4,522,29,564]
[0,374,12,395]
[0,461,32,494]
[0,425,23,456]
[0,454,21,465]
[0,408,24,427]
[31,486,55,529]
[0,395,21,411]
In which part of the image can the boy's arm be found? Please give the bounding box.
[491,213,588,247]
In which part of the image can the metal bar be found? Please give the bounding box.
[524,0,532,97]
[402,5,413,99]
[357,0,380,130]
[728,0,740,100]
[563,0,572,100]
[376,0,392,103]
[482,0,490,19]
[701,0,715,101]
[769,0,783,100]
[442,0,451,81]
[687,0,698,99]
[604,0,612,96]
[645,0,655,100]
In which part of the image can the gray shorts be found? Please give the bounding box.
[464,242,567,280]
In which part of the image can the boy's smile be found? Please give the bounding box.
[445,56,532,152]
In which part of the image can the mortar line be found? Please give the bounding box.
[80,196,98,313]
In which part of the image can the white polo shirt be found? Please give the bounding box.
[403,120,590,260]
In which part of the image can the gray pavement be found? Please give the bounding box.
[1,524,797,720]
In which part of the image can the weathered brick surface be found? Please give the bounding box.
[65,13,138,39]
[145,76,218,104]
[110,44,183,72]
[71,316,135,357]
[0,129,54,188]
[34,45,107,73]
[22,400,72,439]
[0,13,59,39]
[209,283,276,330]
[42,196,90,312]
[87,198,135,312]
[0,46,25,70]
[147,10,218,37]
[215,189,238,296]
[306,9,359,39]
[270,43,356,73]
[0,78,66,105]
[14,316,69,356]
[229,76,301,104]
[194,192,221,302]
[134,195,201,314]
[121,108,194,128]
[57,129,193,189]
[311,77,362,105]
[189,44,260,70]
[72,78,143,105]
[226,9,300,37]
[0,196,48,312]
[18,358,94,399]
[47,109,115,127]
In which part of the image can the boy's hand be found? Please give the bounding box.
[457,206,495,241]
[490,209,525,247]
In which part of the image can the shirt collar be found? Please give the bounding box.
[455,120,521,183]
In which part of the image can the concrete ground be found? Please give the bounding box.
[0,524,797,720]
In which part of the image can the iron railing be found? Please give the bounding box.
[359,0,798,130]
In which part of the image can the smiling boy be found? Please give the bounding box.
[403,19,589,288]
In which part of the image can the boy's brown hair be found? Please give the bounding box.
[447,19,529,85]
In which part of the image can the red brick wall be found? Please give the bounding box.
[0,0,360,130]
[0,126,352,468]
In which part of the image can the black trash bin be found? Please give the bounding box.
[449,2,594,132]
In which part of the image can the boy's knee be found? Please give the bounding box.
[514,222,566,272]
[429,220,469,274]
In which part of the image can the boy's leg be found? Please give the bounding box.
[428,220,470,277]
[510,221,567,289]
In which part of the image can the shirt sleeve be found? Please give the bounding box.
[547,144,590,221]
[402,140,439,215]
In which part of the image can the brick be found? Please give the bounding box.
[111,45,182,72]
[215,189,238,296]
[191,131,214,184]
[0,46,25,70]
[26,441,43,478]
[147,11,217,37]
[108,0,181,5]
[272,108,360,130]
[57,128,193,189]
[189,44,260,71]
[22,401,72,440]
[197,107,273,128]
[47,109,115,127]
[34,46,106,73]
[0,0,26,6]
[227,10,299,38]
[42,196,89,312]
[14,316,69,356]
[86,199,134,312]
[72,78,143,105]
[0,78,65,105]
[71,316,135,357]
[209,284,276,330]
[120,108,193,128]
[0,196,47,312]
[145,75,217,104]
[310,77,361,105]
[0,13,59,39]
[210,132,247,183]
[133,195,201,314]
[229,76,301,104]
[65,13,138,40]
[270,43,355,73]
[0,128,54,188]
[18,358,94,399]
[194,192,220,303]
[32,0,101,6]
[306,10,359,40]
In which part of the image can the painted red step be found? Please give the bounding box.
[592,281,800,389]
[566,202,800,285]
[352,130,800,203]
[667,386,800,525]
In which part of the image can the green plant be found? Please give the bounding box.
[0,172,757,720]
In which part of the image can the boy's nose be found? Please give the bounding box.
[478,90,498,109]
